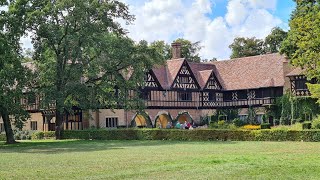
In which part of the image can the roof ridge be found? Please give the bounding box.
[212,53,281,63]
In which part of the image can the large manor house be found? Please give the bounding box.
[0,43,311,132]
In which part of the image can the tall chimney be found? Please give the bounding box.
[171,42,181,59]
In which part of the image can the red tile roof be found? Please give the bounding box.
[286,67,304,77]
[152,58,184,89]
[151,53,287,91]
[188,62,215,89]
[210,53,287,90]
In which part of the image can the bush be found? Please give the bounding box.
[218,120,225,126]
[31,131,55,140]
[0,134,5,141]
[312,116,320,129]
[209,122,218,129]
[61,129,320,142]
[242,125,261,130]
[209,120,230,129]
[302,121,312,130]
[13,130,34,140]
[233,118,245,127]
[260,123,271,129]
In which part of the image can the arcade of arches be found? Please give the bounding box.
[131,111,194,128]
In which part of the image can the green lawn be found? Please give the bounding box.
[1,140,320,179]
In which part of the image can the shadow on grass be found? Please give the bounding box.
[0,140,236,154]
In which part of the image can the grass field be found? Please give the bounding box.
[1,140,320,179]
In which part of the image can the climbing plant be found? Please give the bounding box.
[268,93,320,125]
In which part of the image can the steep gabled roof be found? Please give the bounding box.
[287,67,304,77]
[209,53,286,90]
[188,62,216,89]
[152,58,184,89]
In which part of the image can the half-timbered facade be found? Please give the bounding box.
[0,43,315,132]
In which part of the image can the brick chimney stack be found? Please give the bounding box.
[171,42,181,59]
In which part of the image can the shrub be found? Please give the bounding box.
[233,118,245,127]
[302,121,312,130]
[289,123,303,131]
[260,123,271,129]
[31,131,55,140]
[0,134,6,141]
[242,125,261,130]
[61,129,320,142]
[13,130,33,140]
[218,120,225,126]
[312,116,320,129]
[209,122,218,129]
[199,116,209,126]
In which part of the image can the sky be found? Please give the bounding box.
[119,0,296,60]
[17,0,296,60]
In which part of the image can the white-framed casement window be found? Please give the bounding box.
[30,121,37,130]
[0,123,4,132]
[106,117,118,128]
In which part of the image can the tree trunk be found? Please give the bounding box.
[0,108,17,144]
[55,109,63,139]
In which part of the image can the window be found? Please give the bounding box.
[178,92,192,101]
[295,80,307,90]
[106,117,118,128]
[28,94,36,104]
[208,92,215,101]
[0,123,4,132]
[140,91,151,100]
[179,76,189,84]
[30,121,37,130]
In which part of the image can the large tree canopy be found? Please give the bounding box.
[264,27,288,53]
[229,27,287,59]
[150,38,202,62]
[0,0,31,144]
[229,37,265,59]
[8,0,163,139]
[280,0,320,102]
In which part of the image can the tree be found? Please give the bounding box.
[280,0,320,102]
[0,0,31,144]
[150,40,171,60]
[229,27,287,59]
[15,0,163,139]
[174,38,202,62]
[229,37,265,59]
[264,27,287,53]
[150,38,202,62]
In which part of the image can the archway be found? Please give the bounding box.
[175,111,193,124]
[131,112,152,128]
[154,113,173,128]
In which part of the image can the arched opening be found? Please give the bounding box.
[154,114,172,128]
[131,112,152,128]
[175,112,193,124]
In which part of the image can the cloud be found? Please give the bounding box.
[121,0,284,60]
[17,0,285,60]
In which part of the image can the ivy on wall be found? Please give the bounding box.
[267,93,320,125]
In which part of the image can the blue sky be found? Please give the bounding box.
[119,0,296,59]
[210,0,295,27]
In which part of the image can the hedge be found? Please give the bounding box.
[61,129,320,142]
